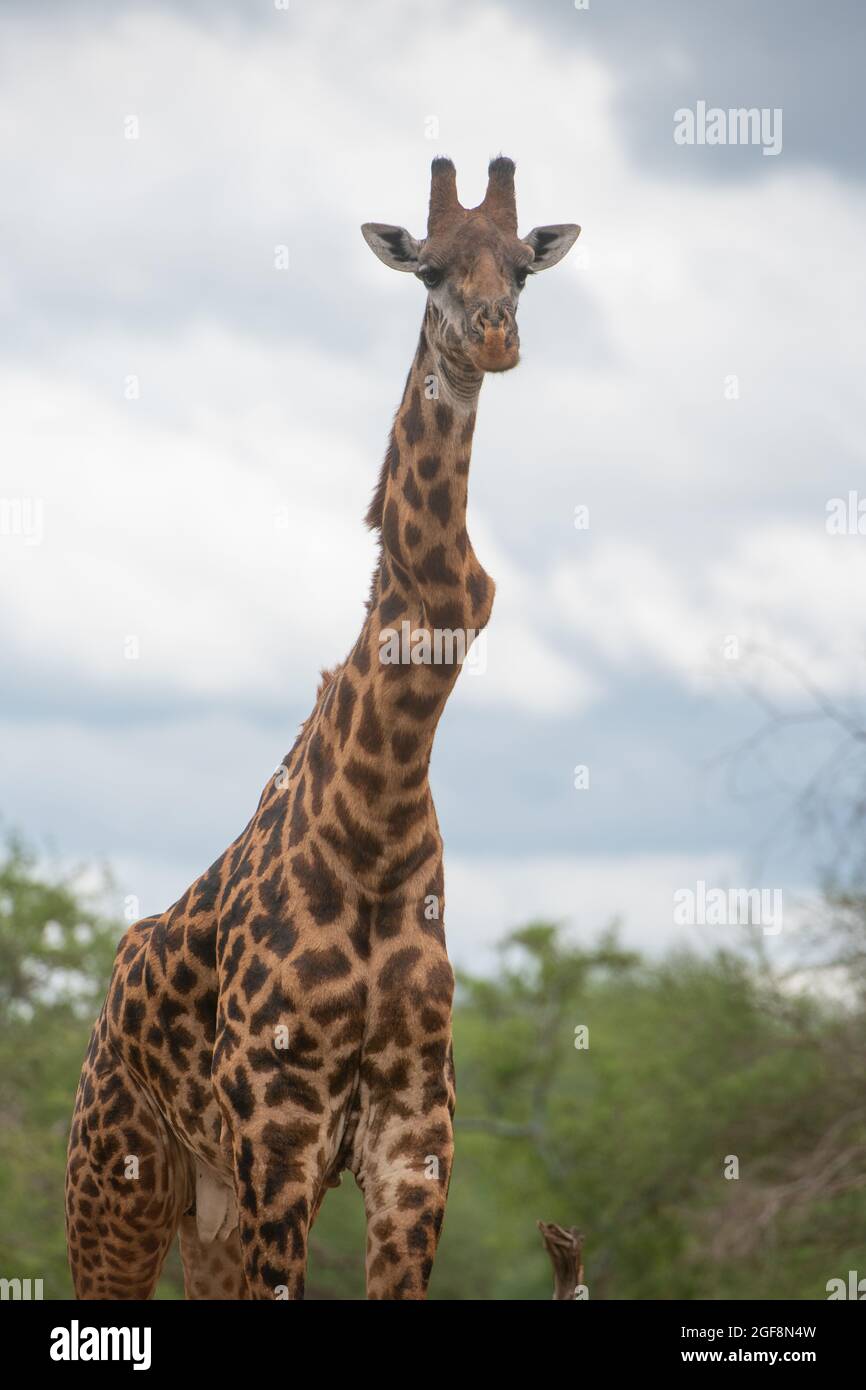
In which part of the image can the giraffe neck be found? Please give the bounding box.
[306,311,495,865]
[376,307,494,631]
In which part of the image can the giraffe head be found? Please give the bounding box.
[362,156,580,375]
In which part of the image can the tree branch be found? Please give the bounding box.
[538,1221,584,1300]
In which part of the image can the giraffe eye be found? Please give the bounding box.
[419,266,443,290]
[515,266,529,289]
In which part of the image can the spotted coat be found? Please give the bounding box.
[65,154,579,1299]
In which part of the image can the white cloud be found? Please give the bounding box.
[551,521,866,699]
[2,1,865,932]
[0,348,374,706]
[0,337,583,714]
[445,849,755,973]
[445,850,823,975]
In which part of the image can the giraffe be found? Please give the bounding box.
[65,156,580,1301]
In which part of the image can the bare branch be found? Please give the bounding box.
[538,1221,584,1300]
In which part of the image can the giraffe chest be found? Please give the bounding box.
[107,834,455,1189]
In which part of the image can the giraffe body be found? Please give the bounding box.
[65,157,579,1299]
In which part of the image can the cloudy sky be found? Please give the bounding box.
[2,0,864,970]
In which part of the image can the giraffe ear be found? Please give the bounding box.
[361,223,423,272]
[521,224,581,272]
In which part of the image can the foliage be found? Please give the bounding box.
[0,835,119,1297]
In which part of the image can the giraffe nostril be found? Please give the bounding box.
[469,308,487,339]
[472,304,506,336]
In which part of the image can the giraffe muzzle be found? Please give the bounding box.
[467,306,520,373]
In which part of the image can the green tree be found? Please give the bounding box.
[0,833,120,1297]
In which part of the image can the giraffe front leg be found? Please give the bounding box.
[355,1050,455,1302]
[214,1108,328,1300]
[360,1106,453,1300]
[212,1042,332,1302]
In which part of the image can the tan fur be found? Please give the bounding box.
[65,156,576,1300]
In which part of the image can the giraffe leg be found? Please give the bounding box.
[66,1025,190,1299]
[179,1216,250,1299]
[356,1094,454,1300]
[223,1133,322,1300]
[213,1068,332,1300]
